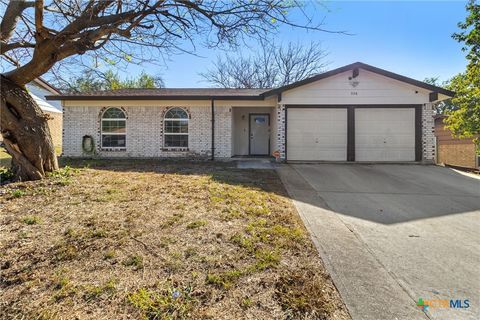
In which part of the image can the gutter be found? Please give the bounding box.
[211,99,215,160]
[45,95,266,101]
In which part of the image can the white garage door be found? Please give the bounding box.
[287,108,347,161]
[355,108,415,161]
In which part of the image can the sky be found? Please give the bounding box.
[125,1,468,88]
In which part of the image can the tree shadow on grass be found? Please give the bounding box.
[60,157,288,197]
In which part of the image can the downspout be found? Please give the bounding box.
[211,98,215,160]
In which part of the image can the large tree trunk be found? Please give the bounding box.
[1,75,58,181]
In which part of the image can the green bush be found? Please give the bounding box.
[0,167,14,182]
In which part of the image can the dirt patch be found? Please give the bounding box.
[0,160,350,319]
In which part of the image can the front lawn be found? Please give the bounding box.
[0,160,349,319]
[0,148,10,168]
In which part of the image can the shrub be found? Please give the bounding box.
[0,167,14,182]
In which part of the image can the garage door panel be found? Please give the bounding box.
[287,109,347,161]
[355,108,415,162]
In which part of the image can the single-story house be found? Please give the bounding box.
[435,115,479,169]
[47,62,454,162]
[1,78,63,148]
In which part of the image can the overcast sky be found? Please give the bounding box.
[125,1,467,88]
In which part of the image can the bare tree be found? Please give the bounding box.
[200,41,329,88]
[0,0,341,181]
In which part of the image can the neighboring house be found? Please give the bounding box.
[1,57,63,149]
[26,78,63,148]
[48,62,454,162]
[1,78,62,149]
[435,115,479,169]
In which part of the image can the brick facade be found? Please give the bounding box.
[64,102,436,162]
[45,111,63,148]
[422,103,435,163]
[276,104,286,160]
[214,106,232,158]
[63,105,216,158]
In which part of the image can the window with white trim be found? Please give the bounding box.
[101,107,126,148]
[164,107,188,148]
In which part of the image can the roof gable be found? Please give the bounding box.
[261,62,455,98]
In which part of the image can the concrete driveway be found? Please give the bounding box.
[277,164,480,320]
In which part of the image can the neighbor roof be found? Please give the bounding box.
[261,62,455,98]
[32,77,61,95]
[46,88,268,100]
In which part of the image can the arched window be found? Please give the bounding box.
[101,107,126,148]
[164,107,188,148]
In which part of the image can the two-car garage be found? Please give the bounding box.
[263,62,455,163]
[286,106,419,162]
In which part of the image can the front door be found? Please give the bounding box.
[249,114,270,155]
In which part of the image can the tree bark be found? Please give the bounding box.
[0,75,58,181]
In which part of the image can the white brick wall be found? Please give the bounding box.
[63,105,216,158]
[214,106,232,158]
[276,104,286,160]
[422,103,435,162]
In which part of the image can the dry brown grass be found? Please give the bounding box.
[0,160,350,320]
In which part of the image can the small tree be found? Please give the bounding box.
[62,70,164,93]
[200,41,328,88]
[423,77,457,114]
[0,0,336,180]
[444,0,480,145]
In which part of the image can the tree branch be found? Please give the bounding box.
[0,41,35,55]
[0,0,35,42]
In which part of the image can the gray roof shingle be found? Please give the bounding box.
[46,88,269,100]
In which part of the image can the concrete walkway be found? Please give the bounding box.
[236,159,276,169]
[277,164,480,320]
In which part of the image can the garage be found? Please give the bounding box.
[355,108,416,161]
[285,106,420,162]
[287,108,347,161]
[263,62,455,163]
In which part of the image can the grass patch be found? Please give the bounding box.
[276,270,338,319]
[205,269,243,289]
[22,215,41,225]
[83,279,117,301]
[160,213,184,228]
[254,249,281,271]
[0,148,11,168]
[47,166,78,186]
[104,250,116,260]
[128,285,197,319]
[10,189,26,198]
[123,255,143,269]
[186,220,207,229]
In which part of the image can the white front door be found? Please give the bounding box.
[249,114,270,155]
[355,108,415,161]
[287,108,348,161]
